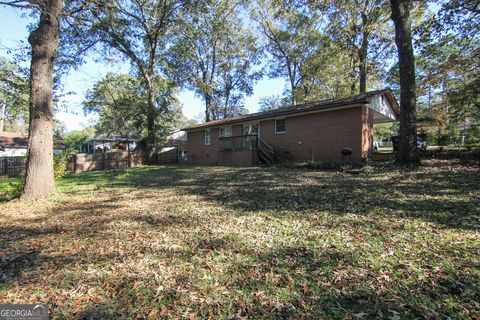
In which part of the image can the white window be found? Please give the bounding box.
[204,129,211,145]
[219,126,232,137]
[180,151,188,160]
[275,119,286,134]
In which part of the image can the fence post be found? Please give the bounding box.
[73,154,77,173]
[4,157,8,177]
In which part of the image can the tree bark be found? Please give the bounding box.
[146,80,157,146]
[390,0,419,164]
[359,12,369,93]
[205,93,211,122]
[289,79,296,106]
[22,0,63,198]
[350,53,357,94]
[0,101,5,132]
[144,77,158,165]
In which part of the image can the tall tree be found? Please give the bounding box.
[83,73,183,138]
[83,74,147,137]
[23,0,63,197]
[325,0,393,93]
[416,0,479,124]
[169,0,261,122]
[71,0,184,145]
[0,0,64,197]
[253,0,323,105]
[390,0,418,164]
[258,94,286,112]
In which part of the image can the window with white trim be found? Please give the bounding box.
[204,129,211,145]
[275,119,286,134]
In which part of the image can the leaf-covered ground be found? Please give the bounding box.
[0,160,479,319]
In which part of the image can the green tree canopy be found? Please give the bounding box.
[169,0,262,122]
[83,73,184,140]
[0,57,29,132]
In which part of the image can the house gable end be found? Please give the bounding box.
[366,92,399,123]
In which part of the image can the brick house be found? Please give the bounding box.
[182,89,400,166]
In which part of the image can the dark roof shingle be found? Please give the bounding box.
[0,131,65,149]
[0,131,28,148]
[183,89,399,131]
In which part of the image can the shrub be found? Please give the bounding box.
[53,155,68,179]
[0,180,23,201]
[465,126,480,147]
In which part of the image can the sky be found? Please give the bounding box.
[0,6,286,132]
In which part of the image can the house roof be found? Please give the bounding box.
[167,129,187,141]
[0,131,65,149]
[107,133,142,141]
[86,134,142,143]
[183,89,400,131]
[0,131,29,148]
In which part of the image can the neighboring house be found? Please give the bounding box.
[182,89,400,166]
[80,134,140,153]
[165,129,187,160]
[0,131,65,157]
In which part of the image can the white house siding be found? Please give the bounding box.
[0,148,27,157]
[0,148,63,157]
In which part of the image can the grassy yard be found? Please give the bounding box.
[0,160,479,319]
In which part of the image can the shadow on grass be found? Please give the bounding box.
[1,162,479,318]
[104,163,480,230]
[55,241,479,319]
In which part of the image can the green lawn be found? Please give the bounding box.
[0,160,479,319]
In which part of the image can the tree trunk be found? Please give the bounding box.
[205,94,211,122]
[289,78,296,106]
[350,53,357,94]
[358,46,367,93]
[0,101,5,132]
[146,82,157,146]
[22,0,63,198]
[359,13,369,93]
[390,0,419,164]
[144,79,158,165]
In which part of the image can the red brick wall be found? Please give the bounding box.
[186,127,257,166]
[186,128,219,164]
[186,106,368,165]
[259,107,364,163]
[217,150,256,166]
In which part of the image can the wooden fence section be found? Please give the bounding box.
[0,156,26,178]
[153,147,179,164]
[70,151,129,173]
[68,147,179,173]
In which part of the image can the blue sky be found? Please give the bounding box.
[0,6,286,131]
